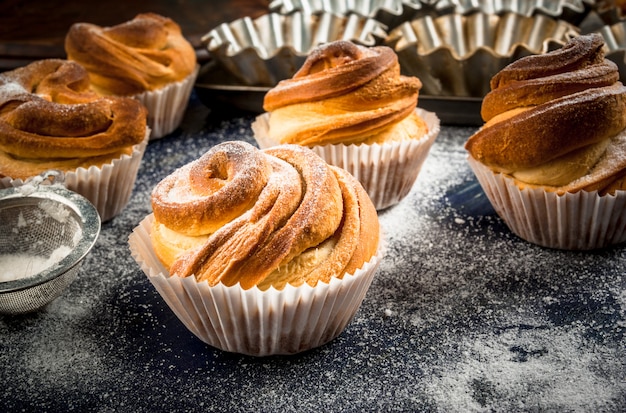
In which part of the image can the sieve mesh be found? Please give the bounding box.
[0,265,81,314]
[0,200,81,257]
[0,184,100,314]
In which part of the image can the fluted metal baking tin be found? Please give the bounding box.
[592,2,626,26]
[386,11,580,97]
[269,0,594,28]
[268,0,454,30]
[443,0,594,25]
[201,11,388,86]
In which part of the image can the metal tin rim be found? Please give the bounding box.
[0,185,101,293]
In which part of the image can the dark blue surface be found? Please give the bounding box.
[1,94,625,412]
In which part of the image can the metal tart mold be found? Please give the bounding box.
[385,11,580,97]
[201,11,388,86]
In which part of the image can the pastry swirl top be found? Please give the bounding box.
[481,33,620,122]
[262,40,425,146]
[150,141,380,290]
[65,13,197,95]
[0,59,147,179]
[465,34,626,193]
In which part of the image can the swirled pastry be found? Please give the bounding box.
[150,141,380,290]
[262,40,428,146]
[465,33,626,195]
[65,13,197,95]
[0,59,148,180]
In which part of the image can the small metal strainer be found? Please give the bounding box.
[0,181,100,314]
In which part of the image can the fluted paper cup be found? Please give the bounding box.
[468,156,626,250]
[252,108,440,210]
[1,129,149,222]
[135,65,199,139]
[128,214,384,356]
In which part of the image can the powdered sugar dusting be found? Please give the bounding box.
[0,79,28,104]
[0,246,72,282]
[1,107,624,412]
[424,326,621,411]
[38,199,71,224]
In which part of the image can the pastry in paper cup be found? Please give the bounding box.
[129,141,383,356]
[465,34,626,250]
[468,156,626,250]
[253,107,440,210]
[251,40,440,210]
[129,214,383,356]
[65,13,199,139]
[0,58,150,222]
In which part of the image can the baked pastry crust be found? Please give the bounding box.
[0,59,147,179]
[465,34,626,193]
[151,141,380,290]
[65,13,197,95]
[262,40,428,146]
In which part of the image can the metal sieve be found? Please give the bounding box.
[0,181,100,314]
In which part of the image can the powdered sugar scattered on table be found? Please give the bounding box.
[1,105,624,412]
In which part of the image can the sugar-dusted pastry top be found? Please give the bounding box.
[150,141,380,290]
[262,40,428,146]
[0,59,147,179]
[465,33,626,194]
[65,13,197,95]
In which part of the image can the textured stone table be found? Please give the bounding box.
[1,94,625,412]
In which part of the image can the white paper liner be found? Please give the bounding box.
[128,214,384,356]
[1,129,149,222]
[251,108,440,210]
[468,156,626,250]
[134,65,200,140]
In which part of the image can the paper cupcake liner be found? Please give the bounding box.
[468,156,626,250]
[252,108,440,210]
[128,214,384,356]
[134,65,200,140]
[1,130,149,222]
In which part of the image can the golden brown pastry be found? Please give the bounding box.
[262,40,428,146]
[0,59,148,180]
[150,141,380,290]
[64,13,197,96]
[465,33,626,195]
